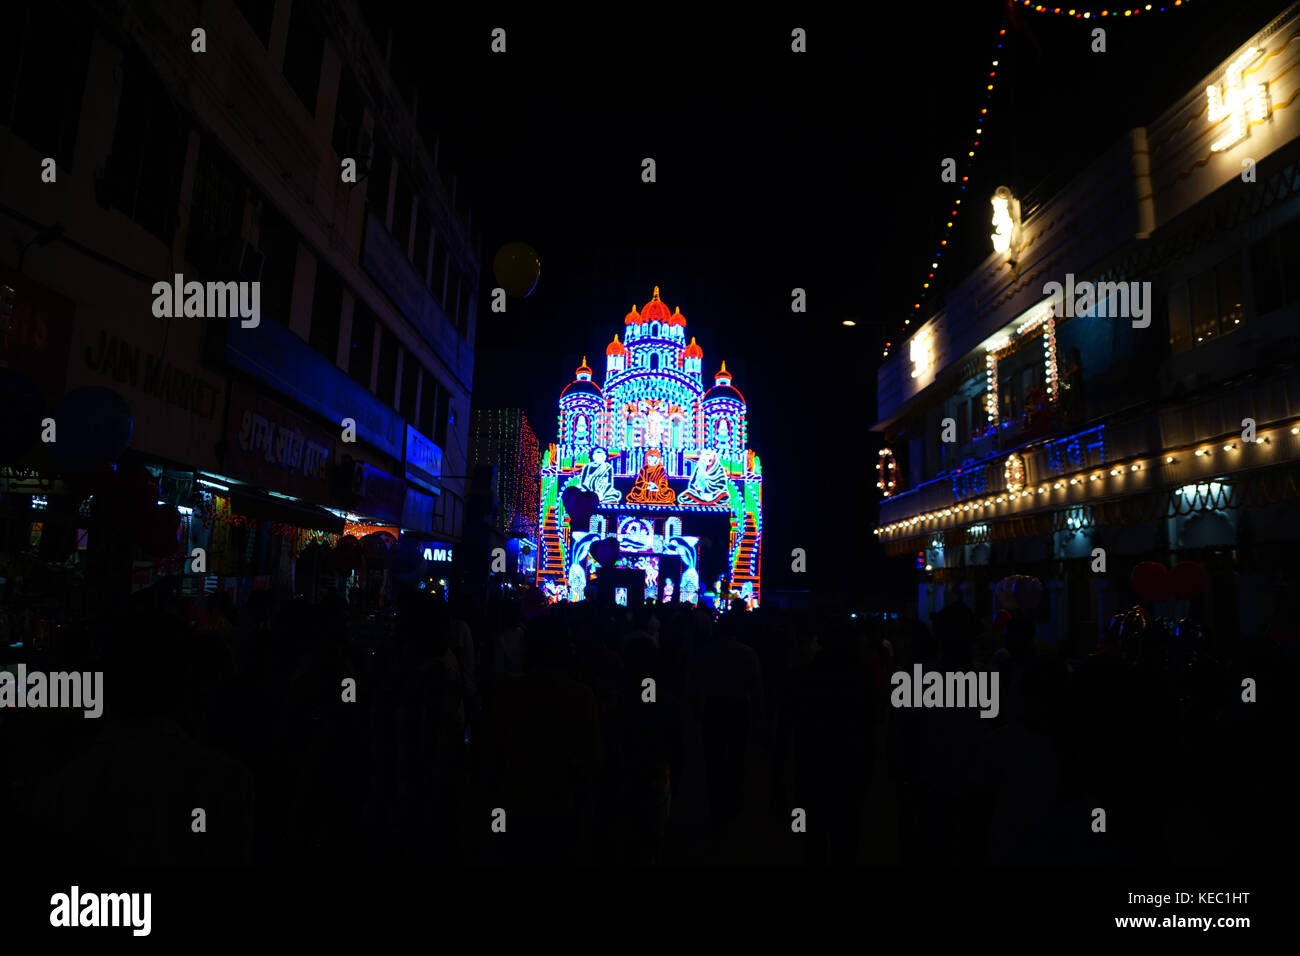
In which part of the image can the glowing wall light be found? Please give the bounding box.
[910,328,935,380]
[1207,48,1268,152]
[990,186,1021,257]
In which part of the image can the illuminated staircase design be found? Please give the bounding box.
[538,506,567,584]
[730,512,760,601]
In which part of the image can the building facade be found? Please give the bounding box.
[0,0,478,614]
[537,288,764,608]
[874,1,1300,644]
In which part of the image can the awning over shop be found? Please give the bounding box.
[227,489,344,534]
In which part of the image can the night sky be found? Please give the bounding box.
[388,0,1287,597]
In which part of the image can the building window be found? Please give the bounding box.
[1249,234,1283,317]
[457,273,471,337]
[309,263,343,362]
[434,385,450,447]
[332,66,366,159]
[431,238,448,307]
[1168,284,1191,354]
[419,370,437,436]
[1216,255,1245,333]
[349,300,376,387]
[399,352,419,421]
[232,0,273,46]
[0,3,91,169]
[1189,269,1219,345]
[367,134,393,224]
[413,207,431,278]
[186,139,248,278]
[391,173,413,252]
[103,51,188,245]
[376,328,398,407]
[283,0,324,117]
[257,198,296,325]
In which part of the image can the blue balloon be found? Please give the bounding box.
[48,386,133,473]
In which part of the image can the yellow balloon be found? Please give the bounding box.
[492,242,541,298]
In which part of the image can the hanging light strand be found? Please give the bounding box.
[888,23,1009,358]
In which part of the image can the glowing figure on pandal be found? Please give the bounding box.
[578,446,621,503]
[627,447,676,504]
[681,566,699,604]
[567,561,587,602]
[681,447,730,505]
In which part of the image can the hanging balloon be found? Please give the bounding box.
[1012,575,1043,610]
[1130,561,1170,604]
[996,576,1019,610]
[993,608,1012,634]
[47,387,133,473]
[561,485,598,532]
[102,464,158,520]
[63,462,118,500]
[1169,560,1209,601]
[0,368,45,465]
[1117,604,1150,642]
[492,241,541,298]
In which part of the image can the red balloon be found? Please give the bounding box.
[1169,560,1209,600]
[993,609,1012,634]
[1130,561,1170,604]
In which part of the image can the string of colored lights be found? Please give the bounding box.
[887,1,1196,358]
[886,25,1009,359]
[873,420,1300,537]
[1017,1,1190,18]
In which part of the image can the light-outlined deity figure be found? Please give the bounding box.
[627,447,676,504]
[577,446,621,503]
[680,447,730,505]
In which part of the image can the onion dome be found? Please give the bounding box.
[561,357,603,398]
[641,286,671,323]
[666,306,687,327]
[683,336,703,359]
[704,360,745,403]
[606,334,627,356]
[624,304,643,325]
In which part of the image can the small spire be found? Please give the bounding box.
[721,360,728,373]
[652,285,660,300]
[581,355,588,366]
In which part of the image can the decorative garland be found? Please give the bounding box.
[891,0,1195,354]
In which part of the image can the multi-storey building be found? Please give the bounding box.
[0,0,478,610]
[873,2,1300,644]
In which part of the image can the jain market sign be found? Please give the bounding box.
[422,545,454,563]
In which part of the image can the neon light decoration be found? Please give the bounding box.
[1004,453,1025,492]
[1207,48,1269,153]
[538,286,763,608]
[877,448,897,497]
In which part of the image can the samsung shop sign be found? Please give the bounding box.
[422,544,454,563]
[404,425,443,494]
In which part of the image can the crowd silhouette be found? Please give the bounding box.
[3,581,1296,867]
